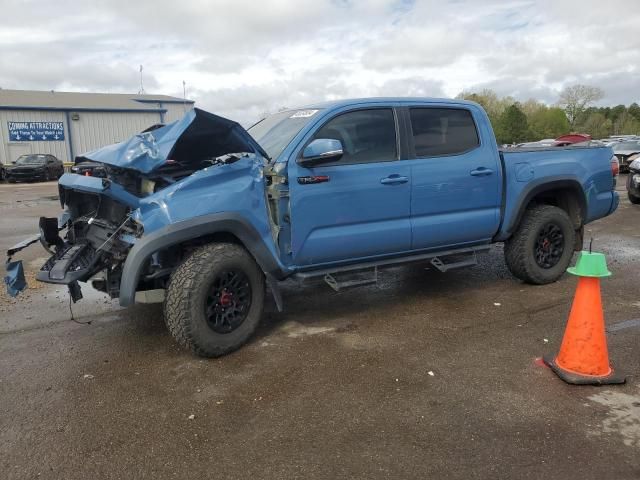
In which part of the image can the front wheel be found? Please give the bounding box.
[164,243,265,357]
[504,205,576,285]
[629,192,640,205]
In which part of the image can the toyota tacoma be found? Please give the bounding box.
[6,98,620,357]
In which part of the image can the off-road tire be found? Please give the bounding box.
[504,205,575,285]
[629,192,640,204]
[164,243,265,357]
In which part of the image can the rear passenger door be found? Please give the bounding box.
[288,107,411,266]
[406,106,502,250]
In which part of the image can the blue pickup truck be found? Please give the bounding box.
[8,98,619,357]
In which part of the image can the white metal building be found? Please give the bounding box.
[0,89,194,165]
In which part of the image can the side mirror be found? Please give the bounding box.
[299,138,343,167]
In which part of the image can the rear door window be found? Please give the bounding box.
[310,109,398,166]
[409,108,479,157]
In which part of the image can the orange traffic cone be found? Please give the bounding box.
[544,251,625,385]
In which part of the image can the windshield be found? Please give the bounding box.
[15,155,47,165]
[248,109,323,160]
[615,141,640,150]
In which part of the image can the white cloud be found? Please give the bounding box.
[0,0,638,124]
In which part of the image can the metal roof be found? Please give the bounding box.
[0,89,194,112]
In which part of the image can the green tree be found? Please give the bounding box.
[527,107,570,140]
[557,84,604,129]
[580,113,612,139]
[613,111,640,135]
[628,102,640,121]
[609,105,627,126]
[497,103,528,144]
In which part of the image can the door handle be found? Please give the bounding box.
[380,175,409,185]
[470,167,494,177]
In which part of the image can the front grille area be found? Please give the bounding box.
[38,243,100,284]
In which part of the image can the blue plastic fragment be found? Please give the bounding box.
[5,259,27,297]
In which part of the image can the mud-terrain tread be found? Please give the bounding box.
[504,205,575,285]
[164,243,264,357]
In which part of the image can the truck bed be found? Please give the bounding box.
[496,145,617,240]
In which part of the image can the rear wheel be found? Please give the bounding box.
[504,205,575,285]
[164,243,265,357]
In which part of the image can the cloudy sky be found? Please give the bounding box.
[0,0,638,124]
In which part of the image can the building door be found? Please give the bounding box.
[6,143,32,164]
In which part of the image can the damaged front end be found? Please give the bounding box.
[6,108,271,302]
[37,176,142,301]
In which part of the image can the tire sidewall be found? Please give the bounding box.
[186,248,264,354]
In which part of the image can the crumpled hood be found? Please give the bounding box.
[77,108,268,174]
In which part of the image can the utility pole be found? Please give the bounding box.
[138,65,145,94]
[183,80,187,112]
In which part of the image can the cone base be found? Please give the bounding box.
[543,355,626,385]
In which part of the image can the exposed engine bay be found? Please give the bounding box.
[7,107,272,303]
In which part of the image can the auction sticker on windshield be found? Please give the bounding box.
[290,110,318,118]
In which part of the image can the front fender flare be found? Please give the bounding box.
[119,213,286,306]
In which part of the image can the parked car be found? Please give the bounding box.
[70,161,107,177]
[5,154,64,183]
[515,134,594,149]
[555,134,592,145]
[612,140,640,172]
[627,157,640,204]
[515,139,559,148]
[8,99,619,357]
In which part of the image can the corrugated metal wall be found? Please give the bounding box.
[68,111,161,156]
[0,102,199,165]
[0,110,68,163]
[164,103,192,123]
[0,109,164,164]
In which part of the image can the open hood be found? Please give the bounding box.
[77,108,269,174]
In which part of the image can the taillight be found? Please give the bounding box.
[611,155,619,177]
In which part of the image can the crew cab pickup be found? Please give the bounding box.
[6,98,620,357]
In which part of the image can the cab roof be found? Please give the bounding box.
[300,97,479,111]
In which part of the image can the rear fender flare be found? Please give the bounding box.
[498,178,587,240]
[119,213,286,306]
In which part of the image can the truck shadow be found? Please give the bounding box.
[254,247,513,342]
[118,246,514,353]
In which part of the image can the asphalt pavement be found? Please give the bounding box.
[0,178,639,479]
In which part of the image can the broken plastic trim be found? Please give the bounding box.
[7,233,41,258]
[4,259,27,297]
[5,234,40,296]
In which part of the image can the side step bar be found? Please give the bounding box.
[293,245,490,290]
[430,251,479,273]
[324,268,378,292]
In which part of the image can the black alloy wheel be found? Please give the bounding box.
[204,269,252,334]
[534,222,565,269]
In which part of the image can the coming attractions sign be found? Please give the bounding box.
[8,121,65,141]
